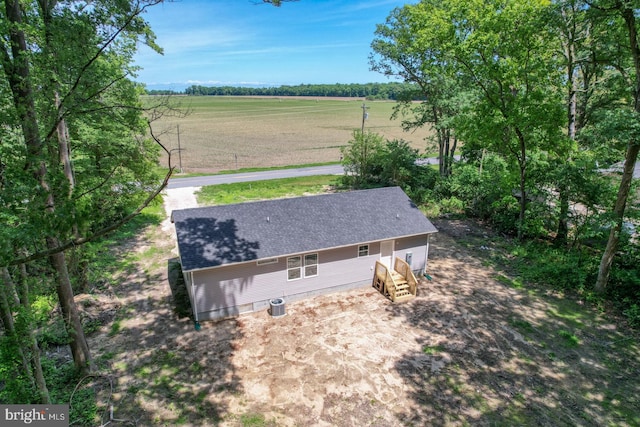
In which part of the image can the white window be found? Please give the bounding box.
[304,253,318,277]
[358,244,369,257]
[287,253,318,280]
[287,256,302,280]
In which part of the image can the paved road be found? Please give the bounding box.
[600,161,640,179]
[167,156,638,189]
[167,165,344,189]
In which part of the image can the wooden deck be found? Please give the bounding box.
[372,257,418,302]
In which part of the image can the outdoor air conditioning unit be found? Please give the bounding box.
[269,298,286,317]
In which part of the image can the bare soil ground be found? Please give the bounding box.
[84,189,640,426]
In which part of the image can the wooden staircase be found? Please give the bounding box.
[372,257,418,302]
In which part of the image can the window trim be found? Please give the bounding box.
[287,253,318,280]
[304,253,318,278]
[287,255,302,281]
[358,244,370,258]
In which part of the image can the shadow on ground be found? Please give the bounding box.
[88,226,245,426]
[167,258,193,319]
[389,219,640,426]
[84,217,640,426]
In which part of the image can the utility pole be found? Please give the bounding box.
[361,102,369,134]
[360,103,371,186]
[177,124,183,173]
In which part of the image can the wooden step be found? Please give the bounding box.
[391,272,405,281]
[395,283,410,291]
[394,292,415,302]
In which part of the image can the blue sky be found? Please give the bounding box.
[133,0,411,91]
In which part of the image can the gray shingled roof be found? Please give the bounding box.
[172,186,437,272]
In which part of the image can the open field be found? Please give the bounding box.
[148,96,433,173]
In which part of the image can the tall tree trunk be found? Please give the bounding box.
[56,92,75,192]
[556,101,575,243]
[54,91,90,293]
[29,331,50,404]
[48,238,93,373]
[2,0,92,372]
[437,131,445,176]
[595,143,639,293]
[515,128,527,240]
[557,184,570,243]
[3,267,51,404]
[449,136,457,177]
[0,268,36,392]
[557,20,578,244]
[595,3,640,293]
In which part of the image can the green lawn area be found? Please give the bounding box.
[195,175,341,205]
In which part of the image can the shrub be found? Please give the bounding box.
[0,336,38,403]
[489,195,520,235]
[439,197,465,214]
[510,241,598,291]
[31,294,56,327]
[623,304,640,328]
[608,246,640,326]
[46,360,99,425]
[37,318,70,349]
[437,155,515,224]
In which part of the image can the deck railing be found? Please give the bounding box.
[373,258,417,302]
[393,257,418,296]
[374,261,397,300]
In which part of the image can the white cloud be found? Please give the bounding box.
[157,27,255,54]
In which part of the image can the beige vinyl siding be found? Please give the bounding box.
[193,259,279,313]
[192,242,381,315]
[190,237,431,319]
[394,235,429,272]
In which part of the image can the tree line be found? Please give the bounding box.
[339,0,639,323]
[151,82,418,100]
[0,0,183,416]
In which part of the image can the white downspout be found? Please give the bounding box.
[424,234,431,275]
[191,271,198,323]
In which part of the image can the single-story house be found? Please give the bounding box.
[171,186,438,321]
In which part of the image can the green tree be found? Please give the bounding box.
[590,0,640,293]
[340,130,385,189]
[0,0,169,381]
[551,0,588,243]
[0,0,289,404]
[378,139,420,187]
[373,0,566,239]
[370,3,466,177]
[340,131,437,200]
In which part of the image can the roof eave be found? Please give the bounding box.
[180,230,437,273]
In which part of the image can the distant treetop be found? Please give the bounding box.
[147,82,420,100]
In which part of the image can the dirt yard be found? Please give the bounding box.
[85,189,640,426]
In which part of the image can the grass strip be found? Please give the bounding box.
[196,175,340,205]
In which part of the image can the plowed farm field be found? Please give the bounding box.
[147,96,433,173]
